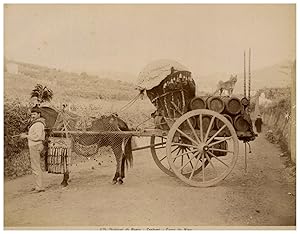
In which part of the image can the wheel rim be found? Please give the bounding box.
[150,136,174,177]
[166,109,239,187]
[151,136,205,177]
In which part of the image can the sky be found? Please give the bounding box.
[4,4,296,77]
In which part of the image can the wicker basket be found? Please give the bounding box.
[47,137,72,174]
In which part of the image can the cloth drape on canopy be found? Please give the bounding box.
[136,59,189,91]
[136,59,196,123]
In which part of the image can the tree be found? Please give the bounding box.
[30,84,54,103]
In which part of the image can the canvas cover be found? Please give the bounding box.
[136,59,189,90]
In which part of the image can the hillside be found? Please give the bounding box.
[194,61,293,95]
[4,59,293,104]
[4,60,138,104]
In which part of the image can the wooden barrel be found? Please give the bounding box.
[234,115,250,132]
[189,96,207,110]
[181,116,197,131]
[215,114,233,129]
[225,97,242,115]
[200,115,215,133]
[215,114,233,136]
[207,96,225,113]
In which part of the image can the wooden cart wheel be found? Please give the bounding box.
[150,136,174,177]
[150,136,207,177]
[166,109,239,187]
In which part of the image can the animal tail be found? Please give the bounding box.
[120,137,133,178]
[212,81,223,96]
[124,137,133,168]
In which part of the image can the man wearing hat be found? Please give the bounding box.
[20,106,46,192]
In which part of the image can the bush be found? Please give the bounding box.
[4,101,31,178]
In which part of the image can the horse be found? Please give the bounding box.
[39,106,133,186]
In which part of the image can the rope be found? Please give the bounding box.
[246,142,252,153]
[118,92,142,113]
[135,116,153,129]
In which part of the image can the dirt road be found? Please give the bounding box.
[4,132,296,229]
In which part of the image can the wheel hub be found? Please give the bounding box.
[197,143,209,153]
[203,145,209,152]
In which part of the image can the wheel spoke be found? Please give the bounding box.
[155,146,166,150]
[206,124,227,145]
[170,148,182,164]
[207,151,229,167]
[162,146,179,166]
[186,118,201,144]
[176,128,199,146]
[202,151,205,182]
[204,116,215,142]
[208,137,232,147]
[175,147,182,157]
[157,141,166,145]
[173,148,198,159]
[204,152,217,176]
[151,136,175,177]
[178,153,198,171]
[199,114,203,142]
[171,142,198,149]
[209,148,234,153]
[171,146,180,153]
[183,148,195,170]
[159,155,167,162]
[189,153,201,180]
[154,142,166,148]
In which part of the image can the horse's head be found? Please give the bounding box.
[109,113,129,131]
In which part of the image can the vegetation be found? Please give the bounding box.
[31,84,54,103]
[4,100,31,178]
[260,87,292,164]
[5,60,137,103]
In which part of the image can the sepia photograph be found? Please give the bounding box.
[3,3,296,230]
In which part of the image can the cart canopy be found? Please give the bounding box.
[136,59,189,91]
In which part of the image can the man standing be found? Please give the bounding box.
[255,114,263,133]
[20,106,46,192]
